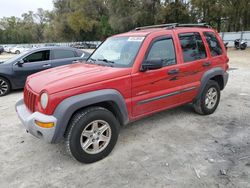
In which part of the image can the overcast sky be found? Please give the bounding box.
[0,0,54,18]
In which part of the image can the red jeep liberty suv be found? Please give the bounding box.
[16,23,229,163]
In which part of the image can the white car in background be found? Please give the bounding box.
[10,45,32,54]
[4,45,16,53]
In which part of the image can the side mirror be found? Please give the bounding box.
[16,60,24,67]
[141,59,163,72]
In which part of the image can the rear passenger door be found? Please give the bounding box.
[50,49,81,67]
[174,31,209,103]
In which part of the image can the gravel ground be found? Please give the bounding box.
[0,49,250,188]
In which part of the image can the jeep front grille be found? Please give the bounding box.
[24,86,37,112]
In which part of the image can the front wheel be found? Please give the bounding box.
[65,107,120,163]
[193,80,220,115]
[0,77,11,96]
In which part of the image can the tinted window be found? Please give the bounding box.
[179,32,207,63]
[146,38,176,67]
[23,50,50,63]
[53,50,76,59]
[204,32,222,56]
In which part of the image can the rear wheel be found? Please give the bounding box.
[193,80,220,115]
[65,107,120,163]
[240,43,247,50]
[0,77,11,96]
[15,50,20,54]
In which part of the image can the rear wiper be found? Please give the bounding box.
[97,59,115,64]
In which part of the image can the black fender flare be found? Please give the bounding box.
[51,89,129,143]
[195,67,227,101]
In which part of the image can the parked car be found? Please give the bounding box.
[4,45,16,53]
[0,46,4,54]
[16,23,229,163]
[0,46,90,96]
[10,45,33,54]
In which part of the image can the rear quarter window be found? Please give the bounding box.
[204,32,223,57]
[53,49,76,59]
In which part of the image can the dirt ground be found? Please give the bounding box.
[0,49,250,188]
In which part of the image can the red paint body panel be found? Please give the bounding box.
[25,27,229,122]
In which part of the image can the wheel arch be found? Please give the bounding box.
[195,67,227,101]
[51,89,129,143]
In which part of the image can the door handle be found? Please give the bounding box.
[42,64,51,68]
[203,62,211,67]
[168,69,179,75]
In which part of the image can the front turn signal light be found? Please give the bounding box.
[35,120,54,128]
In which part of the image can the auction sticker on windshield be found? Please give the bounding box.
[128,37,145,42]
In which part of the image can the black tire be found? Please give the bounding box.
[193,80,220,115]
[65,107,120,163]
[15,50,20,54]
[240,43,247,50]
[0,77,11,96]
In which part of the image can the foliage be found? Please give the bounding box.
[0,0,250,43]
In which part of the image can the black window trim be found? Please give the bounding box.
[142,35,177,69]
[178,31,208,63]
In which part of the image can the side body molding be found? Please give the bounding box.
[195,67,227,100]
[52,89,129,143]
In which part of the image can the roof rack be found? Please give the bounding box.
[134,23,178,30]
[134,23,211,31]
[177,23,211,28]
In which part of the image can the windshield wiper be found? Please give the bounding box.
[86,57,97,64]
[97,59,115,64]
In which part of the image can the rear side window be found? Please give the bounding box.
[23,50,50,63]
[179,32,207,63]
[53,50,76,59]
[204,32,222,56]
[146,38,176,67]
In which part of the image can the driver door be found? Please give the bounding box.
[131,36,183,118]
[12,50,51,88]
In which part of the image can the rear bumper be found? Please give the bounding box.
[223,72,229,89]
[15,99,57,143]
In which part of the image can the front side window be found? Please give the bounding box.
[179,32,207,63]
[204,32,222,57]
[23,50,50,63]
[53,50,76,59]
[89,37,144,67]
[146,38,176,66]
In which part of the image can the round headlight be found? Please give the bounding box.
[40,92,49,109]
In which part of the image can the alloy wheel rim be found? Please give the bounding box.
[80,120,112,154]
[205,87,218,109]
[0,79,8,95]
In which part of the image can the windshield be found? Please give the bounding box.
[88,36,144,67]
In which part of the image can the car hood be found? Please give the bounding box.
[27,63,131,94]
[0,61,12,68]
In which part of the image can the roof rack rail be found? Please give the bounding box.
[133,23,211,31]
[134,23,178,30]
[177,23,211,28]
